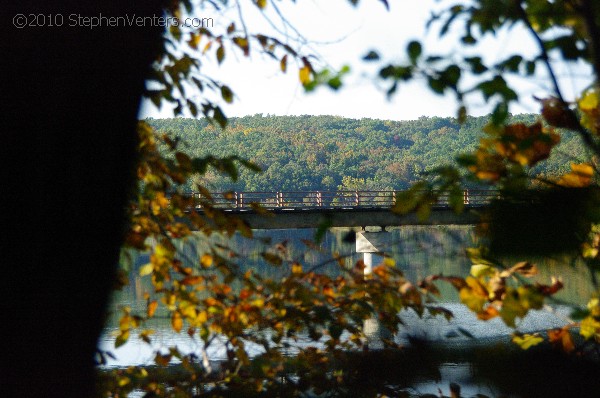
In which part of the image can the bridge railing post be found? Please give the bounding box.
[317,191,323,207]
[239,192,244,208]
[355,190,360,206]
[277,192,283,207]
[463,190,470,205]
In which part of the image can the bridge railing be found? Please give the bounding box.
[189,190,498,210]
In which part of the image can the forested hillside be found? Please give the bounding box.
[147,114,588,192]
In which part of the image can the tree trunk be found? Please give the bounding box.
[1,1,165,396]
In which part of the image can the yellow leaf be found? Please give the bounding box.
[465,276,488,297]
[280,54,288,72]
[256,0,267,9]
[118,376,131,387]
[571,162,594,176]
[459,287,487,313]
[197,310,208,323]
[580,316,600,339]
[139,263,154,277]
[188,34,201,49]
[557,163,594,187]
[154,244,174,260]
[579,89,598,111]
[383,257,396,267]
[512,333,543,349]
[470,264,495,278]
[299,66,311,85]
[582,243,599,259]
[201,254,213,268]
[252,298,265,308]
[181,304,197,320]
[172,312,183,333]
[292,262,303,274]
[115,330,130,348]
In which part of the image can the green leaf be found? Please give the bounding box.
[465,56,487,74]
[315,217,333,244]
[428,76,446,94]
[363,50,380,61]
[500,289,527,327]
[448,185,466,213]
[416,203,432,221]
[221,85,234,103]
[238,158,262,172]
[407,41,422,64]
[441,65,461,87]
[213,106,227,129]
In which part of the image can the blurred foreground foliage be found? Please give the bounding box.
[98,0,600,396]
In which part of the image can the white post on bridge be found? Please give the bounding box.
[355,229,393,349]
[356,230,387,275]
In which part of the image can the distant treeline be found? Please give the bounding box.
[147,114,588,192]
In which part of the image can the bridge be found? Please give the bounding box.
[193,190,496,230]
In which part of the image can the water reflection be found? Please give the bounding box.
[99,226,597,395]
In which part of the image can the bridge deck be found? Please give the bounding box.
[186,190,494,229]
[219,205,484,229]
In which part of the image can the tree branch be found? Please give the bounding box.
[517,1,600,156]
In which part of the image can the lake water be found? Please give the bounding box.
[98,226,599,397]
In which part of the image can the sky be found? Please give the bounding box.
[139,0,591,122]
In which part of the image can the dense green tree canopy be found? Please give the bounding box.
[147,113,587,192]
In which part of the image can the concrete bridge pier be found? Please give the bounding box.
[356,230,393,349]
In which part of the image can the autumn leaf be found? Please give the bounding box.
[477,305,500,321]
[470,264,495,278]
[291,262,303,274]
[512,333,543,349]
[115,330,130,348]
[579,89,598,111]
[557,163,594,187]
[154,353,172,366]
[172,312,183,333]
[181,276,203,285]
[139,263,153,277]
[580,316,600,340]
[299,66,311,85]
[201,254,213,268]
[548,327,575,353]
[147,300,158,318]
[506,261,538,277]
[500,289,527,327]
